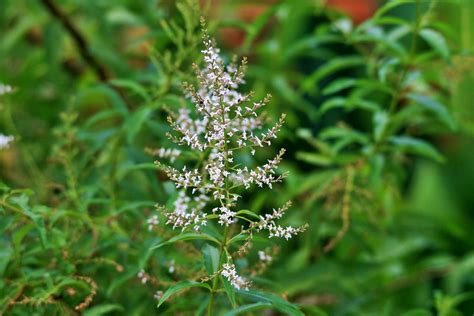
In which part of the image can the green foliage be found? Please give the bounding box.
[1,0,473,315]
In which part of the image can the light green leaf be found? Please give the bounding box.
[125,107,153,143]
[304,56,364,92]
[202,244,220,274]
[322,78,356,95]
[83,304,124,316]
[224,302,272,316]
[222,276,237,308]
[319,97,346,114]
[407,93,456,130]
[374,0,415,20]
[158,281,211,308]
[296,152,332,166]
[237,290,304,316]
[419,28,450,60]
[373,111,389,142]
[151,232,221,250]
[236,209,260,219]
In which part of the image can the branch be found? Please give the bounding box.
[40,0,109,82]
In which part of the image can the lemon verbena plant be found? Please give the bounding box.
[149,21,307,314]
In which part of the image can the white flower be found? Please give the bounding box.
[154,291,163,301]
[138,269,148,284]
[252,202,307,240]
[0,134,14,149]
[258,250,272,262]
[221,263,251,290]
[0,83,13,96]
[216,206,236,226]
[149,147,181,163]
[147,215,159,231]
[160,190,208,231]
[168,260,175,274]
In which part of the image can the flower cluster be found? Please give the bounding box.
[252,202,308,240]
[221,263,251,290]
[157,190,208,231]
[153,22,306,291]
[147,147,181,163]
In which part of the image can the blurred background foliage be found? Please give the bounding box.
[0,0,473,315]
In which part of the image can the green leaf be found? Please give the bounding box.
[322,78,356,95]
[12,223,35,251]
[83,109,124,130]
[296,152,332,166]
[151,232,221,250]
[320,127,368,145]
[157,281,211,308]
[238,290,304,316]
[222,276,237,308]
[401,309,433,316]
[228,233,250,245]
[304,56,364,92]
[236,209,260,220]
[390,136,445,162]
[125,107,153,144]
[202,244,220,274]
[419,28,450,60]
[373,111,389,142]
[83,304,124,316]
[241,5,278,51]
[319,97,346,114]
[224,302,272,316]
[109,79,150,103]
[407,93,456,130]
[373,0,415,20]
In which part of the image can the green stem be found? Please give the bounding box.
[208,227,229,316]
[371,0,424,156]
[388,0,422,115]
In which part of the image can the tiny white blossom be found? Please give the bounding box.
[221,263,251,290]
[154,291,163,301]
[138,269,148,284]
[258,250,272,262]
[147,215,159,231]
[0,83,13,96]
[168,260,175,274]
[0,134,14,149]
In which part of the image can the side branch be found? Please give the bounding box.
[40,0,109,81]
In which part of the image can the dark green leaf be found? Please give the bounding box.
[390,136,445,162]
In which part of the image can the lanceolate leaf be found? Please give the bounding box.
[237,290,304,316]
[407,93,456,130]
[390,136,445,162]
[157,281,211,308]
[224,302,273,316]
[419,28,450,60]
[151,232,221,250]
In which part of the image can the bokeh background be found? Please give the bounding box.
[1,0,473,315]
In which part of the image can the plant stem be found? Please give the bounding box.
[208,227,229,316]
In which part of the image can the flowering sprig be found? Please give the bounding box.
[0,83,15,149]
[151,19,306,313]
